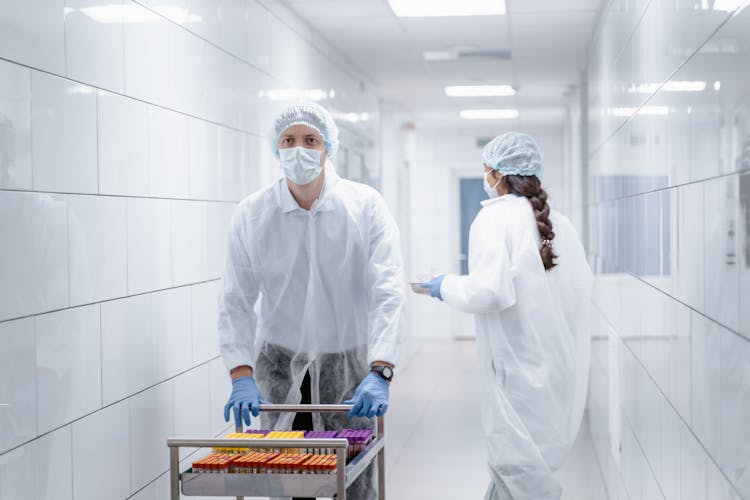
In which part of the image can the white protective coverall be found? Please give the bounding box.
[218,165,405,431]
[440,193,593,500]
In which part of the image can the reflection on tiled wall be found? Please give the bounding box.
[0,1,378,499]
[587,2,750,499]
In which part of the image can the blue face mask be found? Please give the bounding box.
[279,146,323,185]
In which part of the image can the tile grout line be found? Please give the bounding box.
[0,54,265,140]
[588,6,744,158]
[612,313,744,497]
[625,271,748,343]
[0,185,242,205]
[0,355,221,460]
[0,278,220,326]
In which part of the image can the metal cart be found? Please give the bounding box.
[167,404,386,500]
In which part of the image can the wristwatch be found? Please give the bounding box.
[371,365,394,382]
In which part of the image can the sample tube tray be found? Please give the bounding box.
[167,404,386,500]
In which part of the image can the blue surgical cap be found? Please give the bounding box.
[482,132,543,180]
[269,102,340,158]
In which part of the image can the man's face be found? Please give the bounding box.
[279,124,327,166]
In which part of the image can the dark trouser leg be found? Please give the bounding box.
[292,370,314,500]
[318,352,377,500]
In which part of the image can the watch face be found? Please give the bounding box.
[382,366,393,379]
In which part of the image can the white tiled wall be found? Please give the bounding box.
[586,2,750,499]
[0,1,380,498]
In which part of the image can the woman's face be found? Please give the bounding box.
[484,165,501,184]
[279,124,327,166]
[484,165,508,195]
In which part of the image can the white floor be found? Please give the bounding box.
[385,339,607,500]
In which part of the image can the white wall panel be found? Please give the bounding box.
[35,304,101,434]
[0,1,380,497]
[123,5,170,104]
[0,0,65,74]
[71,400,130,500]
[0,191,68,320]
[148,106,190,199]
[64,0,125,92]
[100,294,155,404]
[0,59,32,190]
[126,197,173,294]
[0,318,36,453]
[586,4,750,499]
[129,381,173,491]
[68,195,127,305]
[98,91,150,196]
[31,71,97,194]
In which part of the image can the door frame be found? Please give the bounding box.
[449,166,485,339]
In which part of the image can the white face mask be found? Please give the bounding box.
[483,171,501,199]
[279,146,324,185]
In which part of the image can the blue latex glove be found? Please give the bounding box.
[420,274,446,300]
[224,376,266,428]
[344,372,390,418]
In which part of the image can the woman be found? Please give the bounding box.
[421,132,592,500]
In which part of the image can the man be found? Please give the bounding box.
[218,102,404,499]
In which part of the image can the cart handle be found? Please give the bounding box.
[258,403,354,413]
[166,437,348,449]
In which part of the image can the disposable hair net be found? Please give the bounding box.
[269,102,340,158]
[482,131,544,180]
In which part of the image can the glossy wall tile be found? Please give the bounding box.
[68,194,128,305]
[586,2,750,499]
[97,90,150,197]
[1,0,384,497]
[35,304,102,434]
[30,71,97,194]
[0,59,32,190]
[0,191,69,320]
[0,318,36,454]
[0,0,65,74]
[71,400,130,500]
[64,0,126,93]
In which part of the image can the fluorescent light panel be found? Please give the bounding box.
[259,88,334,101]
[611,106,670,117]
[460,109,518,120]
[628,80,707,94]
[333,112,371,124]
[445,85,515,97]
[388,0,505,17]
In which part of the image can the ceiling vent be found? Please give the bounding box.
[457,49,511,60]
[424,49,511,61]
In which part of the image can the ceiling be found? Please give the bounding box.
[280,0,604,128]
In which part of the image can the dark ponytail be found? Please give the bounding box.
[503,175,558,271]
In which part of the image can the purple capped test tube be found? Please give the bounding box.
[245,429,272,435]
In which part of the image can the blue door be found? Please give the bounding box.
[459,178,487,275]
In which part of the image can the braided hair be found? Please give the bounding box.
[503,174,558,271]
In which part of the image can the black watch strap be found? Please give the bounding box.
[371,365,393,382]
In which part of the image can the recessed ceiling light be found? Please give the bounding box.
[258,88,332,101]
[460,109,518,120]
[388,0,506,17]
[445,85,516,97]
[628,81,706,94]
[611,106,670,117]
[423,51,458,61]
